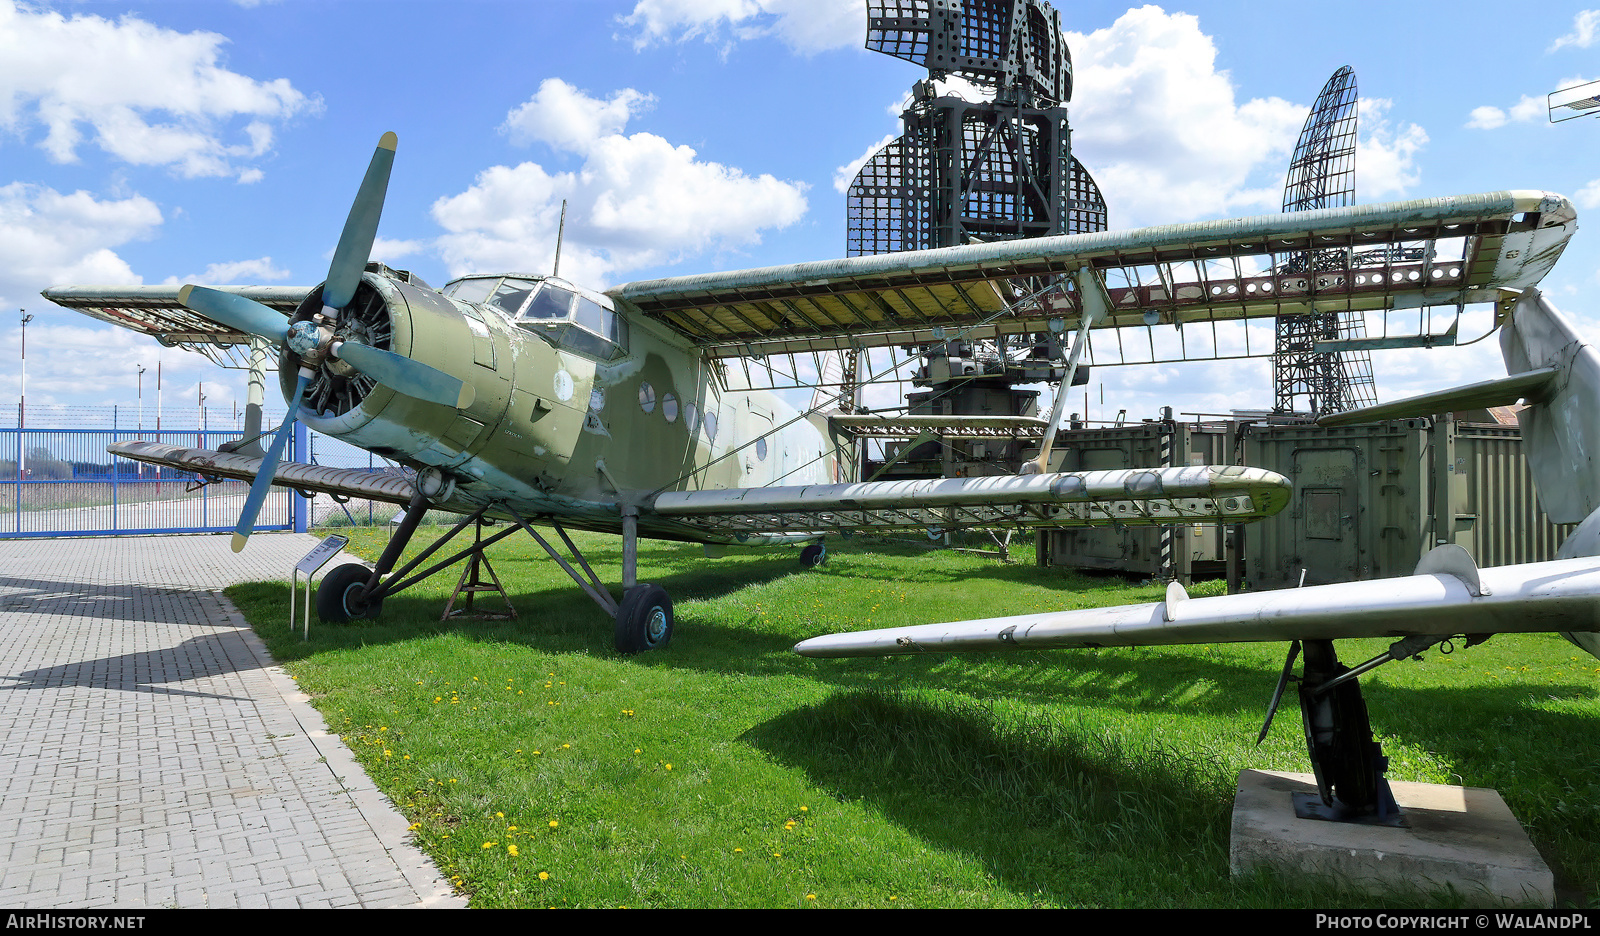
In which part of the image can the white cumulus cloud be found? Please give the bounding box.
[0,0,316,180]
[1062,7,1309,227]
[0,182,161,307]
[1465,94,1545,129]
[1576,178,1600,209]
[433,80,808,287]
[161,257,290,286]
[1550,10,1600,52]
[619,0,862,54]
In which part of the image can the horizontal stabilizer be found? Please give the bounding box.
[1317,367,1559,427]
[794,553,1600,658]
[653,465,1289,538]
[108,441,416,506]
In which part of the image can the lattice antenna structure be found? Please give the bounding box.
[848,0,1106,259]
[841,0,1107,477]
[1273,66,1379,415]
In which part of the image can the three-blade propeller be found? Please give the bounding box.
[179,133,471,552]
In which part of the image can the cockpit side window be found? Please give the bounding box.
[485,278,539,319]
[522,285,575,321]
[442,277,498,305]
[514,283,628,360]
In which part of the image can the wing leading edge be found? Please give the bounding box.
[613,191,1576,357]
[794,546,1600,658]
[108,440,415,505]
[43,285,310,348]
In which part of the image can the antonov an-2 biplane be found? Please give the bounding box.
[45,134,1574,684]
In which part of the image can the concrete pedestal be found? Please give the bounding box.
[1230,770,1553,907]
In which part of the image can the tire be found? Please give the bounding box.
[799,543,826,568]
[614,584,673,654]
[1298,642,1383,812]
[316,562,383,623]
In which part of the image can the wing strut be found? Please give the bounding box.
[1031,264,1108,473]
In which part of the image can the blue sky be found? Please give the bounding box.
[3,0,1597,423]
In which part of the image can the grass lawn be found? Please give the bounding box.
[228,527,1600,908]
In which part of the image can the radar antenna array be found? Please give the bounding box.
[1273,66,1379,415]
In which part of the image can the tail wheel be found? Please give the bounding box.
[615,584,673,654]
[316,562,384,623]
[800,543,826,568]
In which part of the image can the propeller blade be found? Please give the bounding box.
[323,131,398,312]
[334,342,476,409]
[179,285,290,342]
[231,371,310,553]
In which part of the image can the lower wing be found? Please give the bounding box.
[108,440,415,506]
[651,465,1290,539]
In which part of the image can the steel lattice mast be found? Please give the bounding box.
[840,0,1106,479]
[1273,66,1379,415]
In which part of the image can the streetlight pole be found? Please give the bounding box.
[136,365,146,479]
[19,311,32,481]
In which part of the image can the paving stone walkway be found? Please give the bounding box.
[0,533,464,908]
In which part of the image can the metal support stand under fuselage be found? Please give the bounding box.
[442,518,516,621]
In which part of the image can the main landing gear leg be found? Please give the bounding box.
[1296,639,1397,821]
[503,504,673,655]
[316,495,523,624]
[317,488,429,622]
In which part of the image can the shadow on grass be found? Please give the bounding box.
[741,687,1459,908]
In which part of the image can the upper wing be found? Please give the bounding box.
[42,285,311,348]
[109,440,415,505]
[794,546,1600,658]
[611,191,1576,357]
[651,465,1289,538]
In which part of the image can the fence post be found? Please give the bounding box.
[292,420,309,533]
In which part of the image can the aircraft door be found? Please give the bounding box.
[1291,448,1362,585]
[745,405,775,483]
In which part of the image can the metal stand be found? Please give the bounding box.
[290,533,349,639]
[442,519,516,621]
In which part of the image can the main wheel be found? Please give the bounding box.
[614,584,673,654]
[316,562,383,623]
[799,543,826,568]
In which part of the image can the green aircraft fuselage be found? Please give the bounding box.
[290,269,843,543]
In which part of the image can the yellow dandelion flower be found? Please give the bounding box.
[549,820,559,829]
[539,871,550,881]
[806,894,816,901]
[665,763,673,770]
[482,841,496,849]
[507,845,519,856]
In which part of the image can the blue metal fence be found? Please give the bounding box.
[1,427,299,537]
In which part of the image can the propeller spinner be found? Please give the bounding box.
[177,133,472,552]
